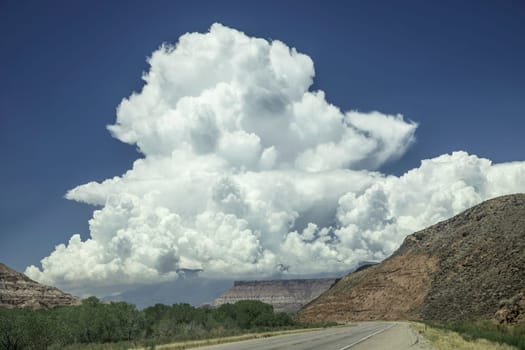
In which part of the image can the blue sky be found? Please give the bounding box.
[1,0,524,283]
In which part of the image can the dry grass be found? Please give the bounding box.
[412,323,517,350]
[134,327,324,350]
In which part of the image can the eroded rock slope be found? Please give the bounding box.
[299,194,525,322]
[0,263,80,309]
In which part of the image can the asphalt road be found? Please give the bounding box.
[193,322,398,350]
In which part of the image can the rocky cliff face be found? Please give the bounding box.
[299,194,525,322]
[0,263,80,309]
[211,278,339,312]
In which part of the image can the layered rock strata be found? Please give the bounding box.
[0,263,80,309]
[211,278,339,312]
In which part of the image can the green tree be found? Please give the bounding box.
[232,300,274,329]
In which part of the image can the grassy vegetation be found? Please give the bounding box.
[136,328,329,350]
[413,321,525,350]
[56,326,337,350]
[52,329,319,350]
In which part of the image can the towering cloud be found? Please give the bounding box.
[26,24,525,296]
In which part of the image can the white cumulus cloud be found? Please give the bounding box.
[25,24,525,296]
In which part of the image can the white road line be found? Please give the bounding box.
[337,323,396,350]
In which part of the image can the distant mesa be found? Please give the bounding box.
[299,193,525,323]
[0,262,80,309]
[210,278,339,313]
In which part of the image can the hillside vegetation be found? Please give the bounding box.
[416,321,525,350]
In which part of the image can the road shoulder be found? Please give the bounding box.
[350,322,434,350]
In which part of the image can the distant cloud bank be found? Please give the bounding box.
[26,24,525,296]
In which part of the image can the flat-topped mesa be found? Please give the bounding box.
[210,278,339,313]
[0,263,81,309]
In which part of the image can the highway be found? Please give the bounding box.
[192,322,419,350]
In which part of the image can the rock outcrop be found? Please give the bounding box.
[494,290,525,324]
[299,194,525,322]
[0,263,80,309]
[211,278,339,312]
